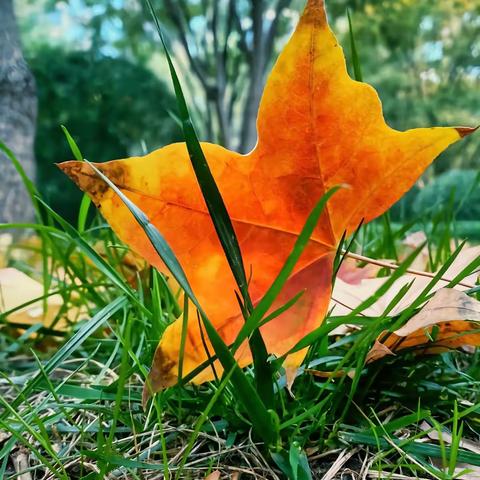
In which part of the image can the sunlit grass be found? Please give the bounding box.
[1,110,480,480]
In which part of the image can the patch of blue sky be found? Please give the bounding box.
[422,41,443,63]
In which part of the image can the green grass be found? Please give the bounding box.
[1,8,480,480]
[1,159,480,478]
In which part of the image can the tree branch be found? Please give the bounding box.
[264,0,292,70]
[163,0,210,92]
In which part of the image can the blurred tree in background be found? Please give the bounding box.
[12,0,480,221]
[0,0,36,224]
[40,0,298,153]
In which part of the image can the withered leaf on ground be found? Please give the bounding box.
[331,246,480,318]
[0,268,67,331]
[366,288,480,363]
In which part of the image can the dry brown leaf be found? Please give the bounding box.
[331,246,480,318]
[366,288,480,362]
[364,340,395,363]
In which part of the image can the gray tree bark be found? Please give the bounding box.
[0,0,37,223]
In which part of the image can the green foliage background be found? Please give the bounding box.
[30,48,180,221]
[16,0,480,220]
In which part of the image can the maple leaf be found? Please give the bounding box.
[58,0,475,393]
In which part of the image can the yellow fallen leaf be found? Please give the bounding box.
[0,268,83,332]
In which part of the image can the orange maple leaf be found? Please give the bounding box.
[59,0,475,393]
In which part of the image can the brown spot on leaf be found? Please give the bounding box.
[57,160,127,206]
[142,345,178,408]
[455,126,479,138]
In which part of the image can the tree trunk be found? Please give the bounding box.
[239,0,266,154]
[0,0,37,223]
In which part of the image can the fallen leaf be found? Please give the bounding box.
[336,257,382,285]
[400,231,430,271]
[0,268,66,329]
[59,0,474,392]
[366,288,480,362]
[364,340,395,363]
[205,471,221,480]
[0,268,84,332]
[331,246,480,318]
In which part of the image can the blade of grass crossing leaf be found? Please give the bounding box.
[61,125,92,233]
[144,0,273,407]
[231,187,341,354]
[157,272,182,318]
[347,9,363,82]
[258,291,305,329]
[390,241,467,332]
[346,243,427,318]
[36,198,148,314]
[287,243,426,354]
[87,161,278,446]
[333,220,363,283]
[177,296,189,383]
[144,0,247,301]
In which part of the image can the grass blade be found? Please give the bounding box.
[347,9,363,82]
[60,125,92,233]
[231,186,341,353]
[144,0,274,407]
[3,295,127,417]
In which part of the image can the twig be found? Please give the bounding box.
[345,251,476,289]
